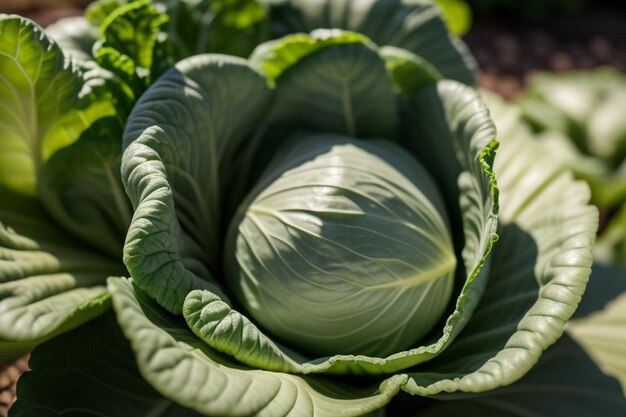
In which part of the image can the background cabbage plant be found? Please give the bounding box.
[516,69,626,267]
[0,0,623,416]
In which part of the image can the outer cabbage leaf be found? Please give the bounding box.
[37,117,132,258]
[399,92,597,395]
[121,54,272,313]
[568,263,626,394]
[410,263,626,416]
[413,335,626,417]
[11,312,204,417]
[0,15,115,195]
[108,277,407,417]
[263,0,476,84]
[380,46,442,96]
[0,188,124,364]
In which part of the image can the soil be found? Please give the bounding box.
[465,4,626,98]
[0,355,29,417]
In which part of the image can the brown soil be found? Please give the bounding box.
[465,5,626,99]
[0,355,30,417]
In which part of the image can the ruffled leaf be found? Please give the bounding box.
[121,54,272,313]
[0,188,123,364]
[108,277,407,417]
[568,262,626,394]
[400,92,597,395]
[93,0,173,99]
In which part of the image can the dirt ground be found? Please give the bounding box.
[465,4,626,98]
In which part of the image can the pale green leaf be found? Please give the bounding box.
[108,277,407,417]
[398,81,499,369]
[400,92,597,395]
[121,54,272,313]
[0,188,124,364]
[568,263,626,395]
[250,30,371,82]
[380,46,442,96]
[517,69,626,208]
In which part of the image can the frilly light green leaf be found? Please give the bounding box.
[122,54,272,313]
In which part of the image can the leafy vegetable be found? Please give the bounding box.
[0,1,616,416]
[224,135,456,357]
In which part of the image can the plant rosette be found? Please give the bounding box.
[0,1,622,416]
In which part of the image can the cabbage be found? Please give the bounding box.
[0,2,621,416]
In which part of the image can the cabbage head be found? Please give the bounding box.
[0,1,623,416]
